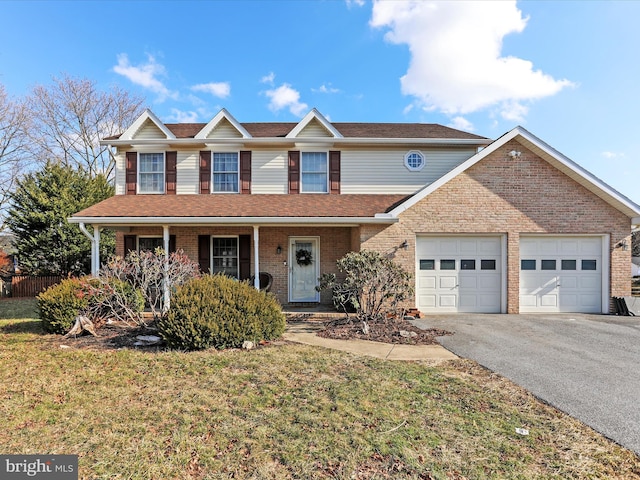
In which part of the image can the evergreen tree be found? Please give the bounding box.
[6,162,114,276]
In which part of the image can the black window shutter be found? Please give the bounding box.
[240,151,251,194]
[200,151,211,194]
[198,235,211,274]
[166,151,177,195]
[169,235,176,253]
[329,150,341,194]
[239,235,251,280]
[126,152,137,195]
[124,235,136,253]
[288,150,300,194]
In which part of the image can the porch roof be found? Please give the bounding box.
[69,194,408,226]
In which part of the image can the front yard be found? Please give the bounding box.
[1,298,639,479]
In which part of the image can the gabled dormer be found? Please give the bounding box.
[119,109,176,141]
[195,108,252,140]
[286,109,343,139]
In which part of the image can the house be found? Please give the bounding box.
[69,108,640,314]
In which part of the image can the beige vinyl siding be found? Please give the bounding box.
[176,149,200,194]
[133,119,168,139]
[341,148,476,194]
[252,150,288,194]
[206,118,244,139]
[295,119,334,138]
[114,150,127,195]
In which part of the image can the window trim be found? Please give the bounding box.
[137,152,165,194]
[300,151,329,194]
[211,151,240,194]
[404,150,425,172]
[211,235,240,278]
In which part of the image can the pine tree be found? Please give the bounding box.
[6,162,114,276]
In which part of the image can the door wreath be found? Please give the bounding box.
[296,248,313,266]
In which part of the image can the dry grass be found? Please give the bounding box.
[1,298,639,479]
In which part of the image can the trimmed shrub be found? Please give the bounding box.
[158,274,286,351]
[37,278,88,334]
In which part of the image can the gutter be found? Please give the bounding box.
[68,216,399,226]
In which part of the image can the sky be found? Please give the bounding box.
[1,0,639,204]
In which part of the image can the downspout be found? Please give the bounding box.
[78,222,98,277]
[163,225,170,313]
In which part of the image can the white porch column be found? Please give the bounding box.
[163,225,170,313]
[253,225,260,289]
[93,225,100,275]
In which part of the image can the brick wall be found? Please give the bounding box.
[361,140,632,313]
[116,226,353,306]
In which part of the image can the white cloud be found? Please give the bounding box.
[346,0,365,8]
[602,151,625,159]
[265,83,308,117]
[313,84,341,94]
[448,116,474,131]
[191,82,231,98]
[166,108,200,123]
[261,72,276,85]
[370,1,574,121]
[113,53,176,101]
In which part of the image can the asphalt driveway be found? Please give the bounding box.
[411,314,640,456]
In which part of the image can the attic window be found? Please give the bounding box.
[404,151,425,171]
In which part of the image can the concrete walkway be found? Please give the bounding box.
[283,320,457,362]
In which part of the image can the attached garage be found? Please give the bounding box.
[519,236,606,313]
[416,236,504,313]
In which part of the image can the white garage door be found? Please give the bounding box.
[519,236,603,313]
[416,236,503,313]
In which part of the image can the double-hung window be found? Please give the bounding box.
[301,152,328,193]
[212,237,239,278]
[213,152,239,193]
[139,153,165,193]
[138,237,163,252]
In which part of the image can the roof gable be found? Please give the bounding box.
[387,126,640,219]
[195,108,252,140]
[119,109,176,141]
[286,109,343,139]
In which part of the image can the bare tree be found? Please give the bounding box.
[0,85,30,223]
[27,74,145,178]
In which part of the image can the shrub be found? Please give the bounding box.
[37,278,89,334]
[85,277,145,324]
[317,250,413,321]
[158,274,286,351]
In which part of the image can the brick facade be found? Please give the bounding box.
[360,140,632,313]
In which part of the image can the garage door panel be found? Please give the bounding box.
[417,236,502,313]
[520,236,602,313]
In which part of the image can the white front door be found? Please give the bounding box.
[289,237,320,302]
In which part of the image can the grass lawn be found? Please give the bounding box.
[1,298,639,479]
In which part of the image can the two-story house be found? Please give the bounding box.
[70,108,640,314]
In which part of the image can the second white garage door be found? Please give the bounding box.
[519,236,603,313]
[416,236,503,313]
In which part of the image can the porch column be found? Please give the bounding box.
[163,225,170,313]
[93,225,100,275]
[253,225,260,289]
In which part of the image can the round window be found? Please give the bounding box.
[404,150,425,171]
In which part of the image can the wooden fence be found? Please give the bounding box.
[10,275,63,298]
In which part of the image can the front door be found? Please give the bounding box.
[289,237,320,302]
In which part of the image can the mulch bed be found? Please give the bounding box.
[317,316,452,345]
[44,321,165,351]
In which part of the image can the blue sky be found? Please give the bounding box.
[1,0,639,204]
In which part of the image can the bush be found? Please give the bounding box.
[317,250,413,321]
[158,274,285,351]
[86,277,145,324]
[37,278,88,334]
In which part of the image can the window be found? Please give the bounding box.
[541,260,556,270]
[301,152,327,193]
[561,259,577,270]
[521,259,536,270]
[404,150,425,171]
[582,259,597,271]
[440,259,456,270]
[213,152,239,192]
[420,259,435,270]
[139,153,164,193]
[138,237,163,252]
[481,260,496,270]
[461,259,476,270]
[212,237,238,278]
